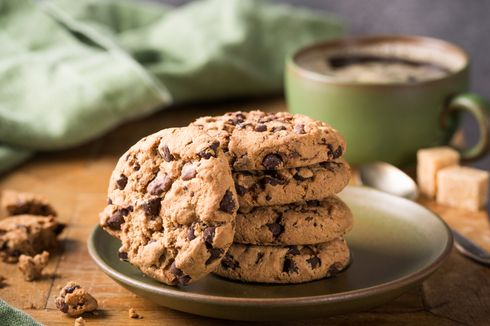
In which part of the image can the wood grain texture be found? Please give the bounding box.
[0,99,489,325]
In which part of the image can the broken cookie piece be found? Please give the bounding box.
[1,190,57,217]
[55,281,98,317]
[18,251,50,281]
[0,215,65,263]
[128,307,143,319]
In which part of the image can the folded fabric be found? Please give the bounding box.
[0,0,343,173]
[0,299,42,326]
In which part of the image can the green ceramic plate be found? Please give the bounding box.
[88,186,452,321]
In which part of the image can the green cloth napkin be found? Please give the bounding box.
[0,0,342,174]
[0,299,42,326]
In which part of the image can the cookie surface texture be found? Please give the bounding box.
[214,238,350,283]
[235,160,350,209]
[235,196,353,245]
[191,111,346,171]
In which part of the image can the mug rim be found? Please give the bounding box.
[288,35,470,88]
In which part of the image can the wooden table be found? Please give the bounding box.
[1,99,489,325]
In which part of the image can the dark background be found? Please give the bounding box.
[155,0,490,170]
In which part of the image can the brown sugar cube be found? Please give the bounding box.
[417,147,460,198]
[436,166,489,212]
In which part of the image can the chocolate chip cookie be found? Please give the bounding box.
[234,160,350,209]
[100,127,238,285]
[235,196,353,245]
[0,215,65,263]
[214,238,350,283]
[191,111,346,170]
[55,281,98,317]
[1,189,57,217]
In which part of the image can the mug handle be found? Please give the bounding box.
[441,93,490,161]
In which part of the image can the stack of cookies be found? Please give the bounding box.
[191,111,353,283]
[99,111,352,286]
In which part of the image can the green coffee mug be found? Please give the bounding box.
[286,35,489,166]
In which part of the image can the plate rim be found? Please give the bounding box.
[88,186,453,307]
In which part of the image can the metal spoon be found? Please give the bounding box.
[358,161,490,266]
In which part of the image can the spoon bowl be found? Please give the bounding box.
[358,162,419,200]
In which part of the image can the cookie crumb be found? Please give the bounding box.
[55,281,98,317]
[1,189,57,217]
[0,275,6,288]
[128,307,143,319]
[74,317,86,326]
[0,215,65,263]
[18,251,50,281]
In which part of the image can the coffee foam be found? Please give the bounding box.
[296,39,466,77]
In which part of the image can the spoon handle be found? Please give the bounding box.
[452,229,490,266]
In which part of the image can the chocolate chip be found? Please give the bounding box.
[294,124,306,134]
[106,208,130,230]
[265,194,272,201]
[170,262,191,285]
[9,250,20,257]
[283,258,298,274]
[179,275,192,285]
[170,262,182,276]
[116,174,128,190]
[107,198,113,205]
[328,263,342,277]
[198,141,220,159]
[203,226,216,246]
[118,252,128,260]
[209,140,220,152]
[205,248,223,265]
[219,190,236,213]
[333,146,343,159]
[262,154,283,170]
[64,285,80,294]
[53,223,65,235]
[293,173,306,181]
[147,174,172,195]
[142,198,161,219]
[306,200,321,207]
[221,254,239,270]
[287,246,300,256]
[255,252,264,264]
[228,113,245,125]
[181,164,197,181]
[159,144,173,162]
[56,301,68,313]
[262,176,285,186]
[307,256,321,269]
[327,144,343,159]
[235,184,247,196]
[133,162,140,171]
[266,222,284,237]
[255,124,267,132]
[289,151,301,159]
[187,223,196,241]
[272,126,287,132]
